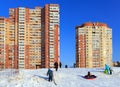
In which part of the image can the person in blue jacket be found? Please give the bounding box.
[47,68,53,82]
[104,64,110,74]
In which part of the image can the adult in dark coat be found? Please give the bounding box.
[54,62,58,71]
[59,62,62,68]
[47,68,53,82]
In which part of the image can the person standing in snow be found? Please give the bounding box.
[47,68,53,82]
[65,65,68,68]
[104,64,110,74]
[59,62,62,68]
[54,62,58,71]
[109,67,113,75]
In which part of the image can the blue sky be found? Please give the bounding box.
[0,0,120,66]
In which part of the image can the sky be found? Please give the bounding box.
[0,0,120,66]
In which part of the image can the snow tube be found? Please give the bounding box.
[84,75,97,80]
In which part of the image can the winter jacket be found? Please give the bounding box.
[105,64,110,70]
[47,69,53,77]
[54,62,58,68]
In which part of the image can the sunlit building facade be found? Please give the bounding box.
[41,4,60,68]
[0,4,60,69]
[76,22,112,68]
[0,17,10,69]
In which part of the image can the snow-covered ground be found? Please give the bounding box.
[0,67,120,87]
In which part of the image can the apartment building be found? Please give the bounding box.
[0,17,10,69]
[0,4,60,69]
[41,4,60,68]
[76,22,112,68]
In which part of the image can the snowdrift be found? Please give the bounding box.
[0,68,120,87]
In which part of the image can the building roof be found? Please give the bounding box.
[76,22,108,28]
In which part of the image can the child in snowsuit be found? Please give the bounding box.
[47,68,53,82]
[109,67,113,75]
[104,64,110,74]
[84,71,96,79]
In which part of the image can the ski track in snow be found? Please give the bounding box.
[0,68,120,87]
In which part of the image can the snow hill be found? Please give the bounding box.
[0,67,120,87]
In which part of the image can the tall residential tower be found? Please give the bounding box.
[76,22,112,68]
[41,4,60,68]
[0,4,60,69]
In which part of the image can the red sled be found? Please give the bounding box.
[84,75,97,80]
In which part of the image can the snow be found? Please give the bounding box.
[0,67,120,87]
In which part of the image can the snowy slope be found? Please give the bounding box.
[0,68,120,87]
